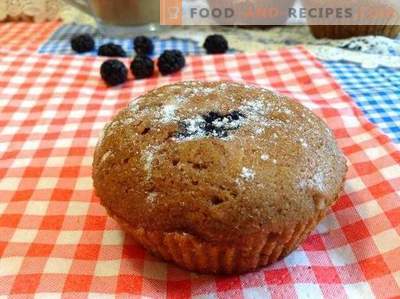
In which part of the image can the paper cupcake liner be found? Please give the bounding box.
[108,209,326,274]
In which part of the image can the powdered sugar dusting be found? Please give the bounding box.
[160,104,177,122]
[239,100,285,136]
[146,192,157,204]
[299,138,308,148]
[120,116,136,126]
[282,107,292,115]
[121,83,297,143]
[175,116,205,141]
[190,87,215,95]
[240,167,255,181]
[254,127,264,135]
[261,154,269,161]
[174,100,267,141]
[159,95,187,123]
[142,144,161,179]
[96,121,111,148]
[241,100,265,117]
[129,102,139,113]
[99,150,112,165]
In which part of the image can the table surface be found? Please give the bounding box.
[4,21,400,143]
[0,22,399,298]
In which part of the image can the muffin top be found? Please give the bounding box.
[93,81,347,242]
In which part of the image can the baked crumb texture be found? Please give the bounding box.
[93,81,347,273]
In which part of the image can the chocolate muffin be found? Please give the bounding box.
[93,81,347,274]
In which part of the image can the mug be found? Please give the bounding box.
[63,0,162,36]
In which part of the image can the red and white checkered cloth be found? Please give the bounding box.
[0,21,60,52]
[0,47,399,298]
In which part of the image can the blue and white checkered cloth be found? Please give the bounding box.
[323,61,400,143]
[39,24,400,143]
[39,24,204,57]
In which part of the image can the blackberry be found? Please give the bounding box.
[130,55,154,79]
[100,59,128,86]
[98,43,127,57]
[227,110,245,121]
[203,110,246,137]
[70,34,95,53]
[203,34,229,54]
[203,121,228,138]
[176,110,246,139]
[157,50,185,75]
[203,111,223,123]
[134,36,154,55]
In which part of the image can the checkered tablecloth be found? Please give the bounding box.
[0,22,60,52]
[0,46,399,298]
[323,61,400,143]
[38,23,205,57]
[37,24,400,145]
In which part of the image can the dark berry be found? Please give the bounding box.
[204,122,214,133]
[203,111,223,123]
[176,110,246,139]
[70,34,95,53]
[100,59,128,86]
[98,43,127,57]
[228,110,245,121]
[130,55,154,79]
[217,129,228,138]
[157,50,185,75]
[134,36,154,55]
[203,34,229,54]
